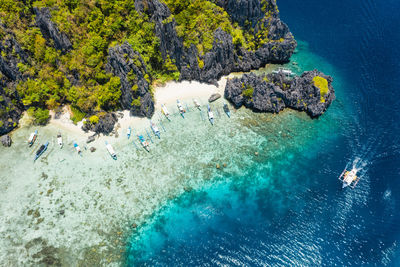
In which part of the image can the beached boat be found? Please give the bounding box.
[105,141,117,160]
[338,168,360,189]
[177,100,186,118]
[223,103,231,118]
[73,142,82,156]
[150,121,161,139]
[57,133,63,148]
[207,104,214,125]
[28,130,38,147]
[193,99,201,110]
[34,142,49,161]
[138,135,150,152]
[127,126,132,139]
[272,67,295,77]
[161,104,171,121]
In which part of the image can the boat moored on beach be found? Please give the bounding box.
[138,135,150,152]
[193,99,201,110]
[272,67,295,77]
[34,142,49,161]
[105,141,117,160]
[28,130,38,147]
[177,100,186,118]
[57,133,63,148]
[161,104,171,121]
[207,104,214,125]
[150,121,161,139]
[339,168,360,189]
[127,126,131,139]
[223,103,231,118]
[73,142,82,156]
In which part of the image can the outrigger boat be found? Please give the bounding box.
[193,99,201,110]
[339,168,360,189]
[161,104,171,121]
[73,141,82,156]
[150,121,161,139]
[105,141,117,160]
[223,103,231,118]
[34,141,49,162]
[138,135,150,152]
[272,67,295,77]
[127,126,132,139]
[207,104,214,125]
[57,133,63,148]
[28,130,38,147]
[177,100,186,118]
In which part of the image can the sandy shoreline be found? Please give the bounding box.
[42,75,231,139]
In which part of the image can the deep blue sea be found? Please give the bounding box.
[125,0,400,265]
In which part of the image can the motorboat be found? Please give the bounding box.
[339,168,360,189]
[177,100,186,118]
[161,104,171,121]
[28,130,38,147]
[193,99,201,110]
[34,142,49,161]
[138,135,150,152]
[150,121,161,139]
[57,133,63,148]
[105,141,117,160]
[207,104,214,125]
[223,103,231,118]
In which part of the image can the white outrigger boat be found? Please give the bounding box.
[127,126,132,139]
[177,100,186,118]
[161,104,171,121]
[28,130,38,147]
[272,67,295,77]
[150,121,161,139]
[193,99,201,110]
[73,141,82,156]
[339,168,360,189]
[57,133,63,148]
[207,104,214,125]
[138,135,150,152]
[105,141,117,160]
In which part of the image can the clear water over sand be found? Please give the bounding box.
[0,41,346,265]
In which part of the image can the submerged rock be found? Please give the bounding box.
[1,134,12,147]
[90,147,96,153]
[86,135,96,144]
[224,69,335,118]
[208,93,222,103]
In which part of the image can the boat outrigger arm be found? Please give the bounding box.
[339,169,360,189]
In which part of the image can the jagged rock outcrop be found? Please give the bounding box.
[214,0,265,27]
[34,7,72,52]
[1,134,12,147]
[224,70,335,118]
[0,25,25,134]
[82,113,118,135]
[106,42,154,118]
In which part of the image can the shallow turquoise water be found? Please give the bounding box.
[125,41,353,265]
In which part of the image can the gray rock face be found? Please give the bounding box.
[215,0,265,27]
[208,93,222,103]
[1,134,12,147]
[82,113,118,135]
[106,42,154,118]
[34,7,72,52]
[224,70,335,118]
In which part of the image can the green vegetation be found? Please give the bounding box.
[0,120,3,127]
[27,107,50,125]
[0,0,280,124]
[243,85,254,98]
[312,76,329,103]
[89,115,99,124]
